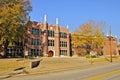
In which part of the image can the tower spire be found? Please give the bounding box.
[110,26,112,36]
[56,18,58,25]
[44,14,47,23]
[66,24,69,29]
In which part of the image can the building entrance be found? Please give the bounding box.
[48,50,54,57]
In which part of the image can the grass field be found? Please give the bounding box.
[0,56,120,75]
[0,59,30,72]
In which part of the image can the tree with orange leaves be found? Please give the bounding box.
[72,20,105,56]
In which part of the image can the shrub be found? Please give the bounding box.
[86,54,97,58]
[86,54,91,58]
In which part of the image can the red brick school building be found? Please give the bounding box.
[0,15,119,58]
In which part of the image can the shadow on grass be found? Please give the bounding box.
[105,57,110,62]
[13,67,29,74]
[14,67,25,71]
[0,75,12,80]
[16,59,24,61]
[0,67,29,80]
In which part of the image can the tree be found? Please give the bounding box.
[72,20,105,56]
[0,0,32,57]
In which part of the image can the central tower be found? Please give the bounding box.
[55,18,60,56]
[42,15,48,56]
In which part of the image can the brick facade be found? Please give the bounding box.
[73,36,118,56]
[0,16,118,58]
[25,16,70,57]
[103,36,118,56]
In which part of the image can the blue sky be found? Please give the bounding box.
[29,0,120,38]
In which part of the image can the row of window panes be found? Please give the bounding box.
[6,48,23,57]
[7,48,23,53]
[48,30,54,37]
[29,49,42,57]
[60,32,67,38]
[32,28,42,35]
[31,38,42,46]
[60,41,67,47]
[60,50,67,56]
[48,40,54,46]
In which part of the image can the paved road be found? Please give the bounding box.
[4,62,120,80]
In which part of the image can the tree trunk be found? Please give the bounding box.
[3,39,9,57]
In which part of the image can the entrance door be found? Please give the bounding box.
[48,50,54,57]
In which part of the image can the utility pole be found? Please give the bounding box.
[109,26,112,63]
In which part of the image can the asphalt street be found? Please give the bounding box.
[4,62,120,80]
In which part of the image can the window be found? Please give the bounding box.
[30,49,42,57]
[60,50,67,56]
[60,32,67,38]
[31,38,42,46]
[39,29,42,35]
[60,41,67,47]
[31,28,42,35]
[48,30,54,37]
[48,40,54,46]
[32,28,35,34]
